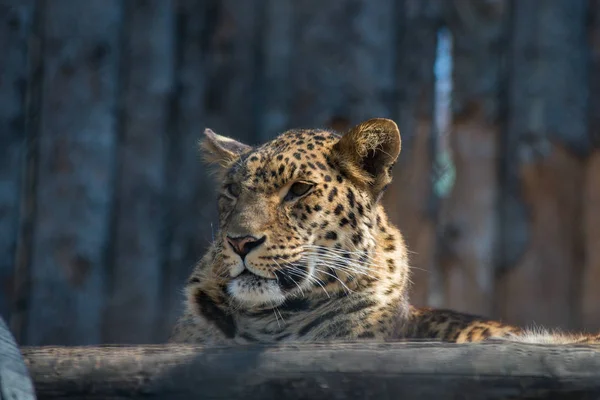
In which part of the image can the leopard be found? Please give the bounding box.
[170,118,600,345]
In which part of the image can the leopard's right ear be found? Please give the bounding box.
[200,128,252,168]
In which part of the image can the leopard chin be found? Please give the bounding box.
[227,273,286,307]
[228,258,316,308]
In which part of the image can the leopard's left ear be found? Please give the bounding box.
[332,118,401,198]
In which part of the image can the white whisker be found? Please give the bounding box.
[288,264,331,299]
[312,266,353,294]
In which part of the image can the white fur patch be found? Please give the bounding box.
[228,253,317,307]
[229,262,245,278]
[490,328,589,345]
[228,275,286,307]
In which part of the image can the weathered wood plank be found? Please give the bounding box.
[9,0,42,343]
[0,0,35,322]
[582,0,600,331]
[288,0,395,128]
[581,150,600,331]
[159,0,215,342]
[591,0,600,150]
[384,0,439,307]
[496,0,589,330]
[260,0,293,140]
[582,151,600,330]
[102,0,174,345]
[438,0,508,317]
[202,0,263,143]
[22,342,600,399]
[25,0,122,345]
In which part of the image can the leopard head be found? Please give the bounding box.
[190,118,404,311]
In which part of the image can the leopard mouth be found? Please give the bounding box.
[236,268,307,292]
[238,269,255,278]
[227,258,313,307]
[237,268,275,280]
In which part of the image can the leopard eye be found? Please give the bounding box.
[225,183,241,198]
[284,181,314,201]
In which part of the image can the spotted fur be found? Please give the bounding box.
[170,118,600,346]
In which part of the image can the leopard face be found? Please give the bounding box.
[191,119,403,312]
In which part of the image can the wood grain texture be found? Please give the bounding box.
[102,0,174,345]
[202,0,263,143]
[287,0,396,128]
[159,0,216,342]
[8,0,41,343]
[22,342,600,399]
[260,0,293,140]
[383,0,440,307]
[498,146,585,329]
[25,0,122,345]
[583,0,600,331]
[438,0,508,317]
[496,0,589,330]
[0,0,35,323]
[589,0,600,149]
[582,151,600,330]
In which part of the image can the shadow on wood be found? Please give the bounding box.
[21,342,600,399]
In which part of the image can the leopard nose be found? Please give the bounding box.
[226,235,266,258]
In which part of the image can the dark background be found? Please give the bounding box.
[1,0,599,346]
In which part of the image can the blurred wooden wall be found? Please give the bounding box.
[0,0,599,346]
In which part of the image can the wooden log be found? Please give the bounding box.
[383,0,440,308]
[582,151,600,331]
[202,0,263,142]
[591,0,600,150]
[159,0,215,343]
[23,0,122,345]
[286,0,396,128]
[438,0,508,317]
[496,0,590,330]
[582,0,600,331]
[260,0,293,140]
[102,0,174,345]
[21,342,600,400]
[9,0,41,342]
